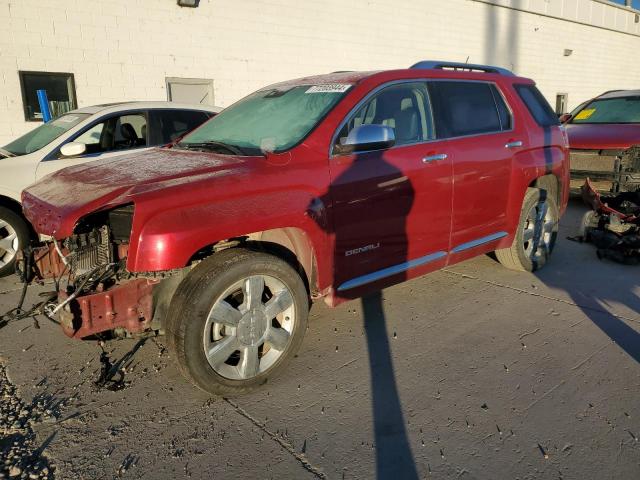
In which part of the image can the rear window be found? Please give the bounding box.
[428,81,506,138]
[515,85,559,127]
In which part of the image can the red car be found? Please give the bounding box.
[21,61,569,395]
[563,89,640,193]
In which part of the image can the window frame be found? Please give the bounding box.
[165,77,215,105]
[427,79,514,140]
[19,70,78,122]
[330,79,436,158]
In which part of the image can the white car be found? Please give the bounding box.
[0,101,221,276]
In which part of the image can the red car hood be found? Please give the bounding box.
[566,123,640,150]
[23,147,248,238]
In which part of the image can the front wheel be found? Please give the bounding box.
[166,248,309,396]
[0,207,31,278]
[495,187,559,272]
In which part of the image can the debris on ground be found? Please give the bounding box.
[568,179,640,264]
[0,362,57,479]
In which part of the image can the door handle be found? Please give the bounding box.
[422,153,447,163]
[505,140,523,149]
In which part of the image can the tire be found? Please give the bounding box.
[495,187,559,272]
[165,248,309,396]
[0,207,31,278]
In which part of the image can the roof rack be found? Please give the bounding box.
[410,60,514,76]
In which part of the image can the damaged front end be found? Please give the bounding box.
[24,205,180,339]
[570,146,640,194]
[573,179,640,264]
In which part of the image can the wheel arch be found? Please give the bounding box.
[190,227,319,298]
[0,195,23,216]
[0,195,36,238]
[529,173,560,206]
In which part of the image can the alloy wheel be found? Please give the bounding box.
[202,274,296,380]
[0,219,18,268]
[522,199,555,261]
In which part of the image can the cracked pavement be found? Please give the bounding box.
[0,199,638,479]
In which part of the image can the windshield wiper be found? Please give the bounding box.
[177,141,246,156]
[0,148,15,158]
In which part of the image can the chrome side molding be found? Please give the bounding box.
[337,231,508,291]
[337,251,447,291]
[451,231,508,253]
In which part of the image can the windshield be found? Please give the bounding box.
[571,96,640,124]
[178,84,352,154]
[2,113,90,156]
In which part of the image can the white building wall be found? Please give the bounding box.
[0,0,639,144]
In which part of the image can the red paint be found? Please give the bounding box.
[23,68,570,312]
[59,278,159,339]
[566,123,640,150]
[581,178,639,224]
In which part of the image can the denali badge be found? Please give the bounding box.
[345,243,380,257]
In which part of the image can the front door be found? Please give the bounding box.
[36,112,150,179]
[328,81,453,295]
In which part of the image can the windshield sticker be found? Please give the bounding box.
[57,115,80,123]
[306,84,351,94]
[575,108,596,120]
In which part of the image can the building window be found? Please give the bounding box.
[166,77,214,105]
[555,93,568,115]
[19,71,77,122]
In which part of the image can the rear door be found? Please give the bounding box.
[148,109,213,145]
[427,80,522,258]
[329,81,453,294]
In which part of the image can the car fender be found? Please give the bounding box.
[126,180,333,292]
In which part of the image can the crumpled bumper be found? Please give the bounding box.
[58,278,159,339]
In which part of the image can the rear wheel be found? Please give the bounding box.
[0,207,30,278]
[166,248,309,396]
[495,187,559,272]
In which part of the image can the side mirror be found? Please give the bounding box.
[59,141,87,157]
[558,113,572,124]
[339,124,395,154]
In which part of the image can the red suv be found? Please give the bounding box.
[21,61,569,395]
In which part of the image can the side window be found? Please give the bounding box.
[150,110,211,145]
[62,112,147,156]
[428,81,502,138]
[334,82,434,154]
[514,85,559,127]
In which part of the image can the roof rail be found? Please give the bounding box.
[410,60,514,76]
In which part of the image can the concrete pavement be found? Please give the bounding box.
[0,199,638,479]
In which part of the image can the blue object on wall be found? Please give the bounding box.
[36,89,52,122]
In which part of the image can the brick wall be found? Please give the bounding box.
[0,0,639,144]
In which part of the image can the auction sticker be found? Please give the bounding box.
[306,84,351,94]
[575,108,596,120]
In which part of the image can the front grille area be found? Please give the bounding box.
[63,225,113,275]
[570,148,640,193]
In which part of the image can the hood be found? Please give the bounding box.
[566,123,640,150]
[22,147,250,237]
